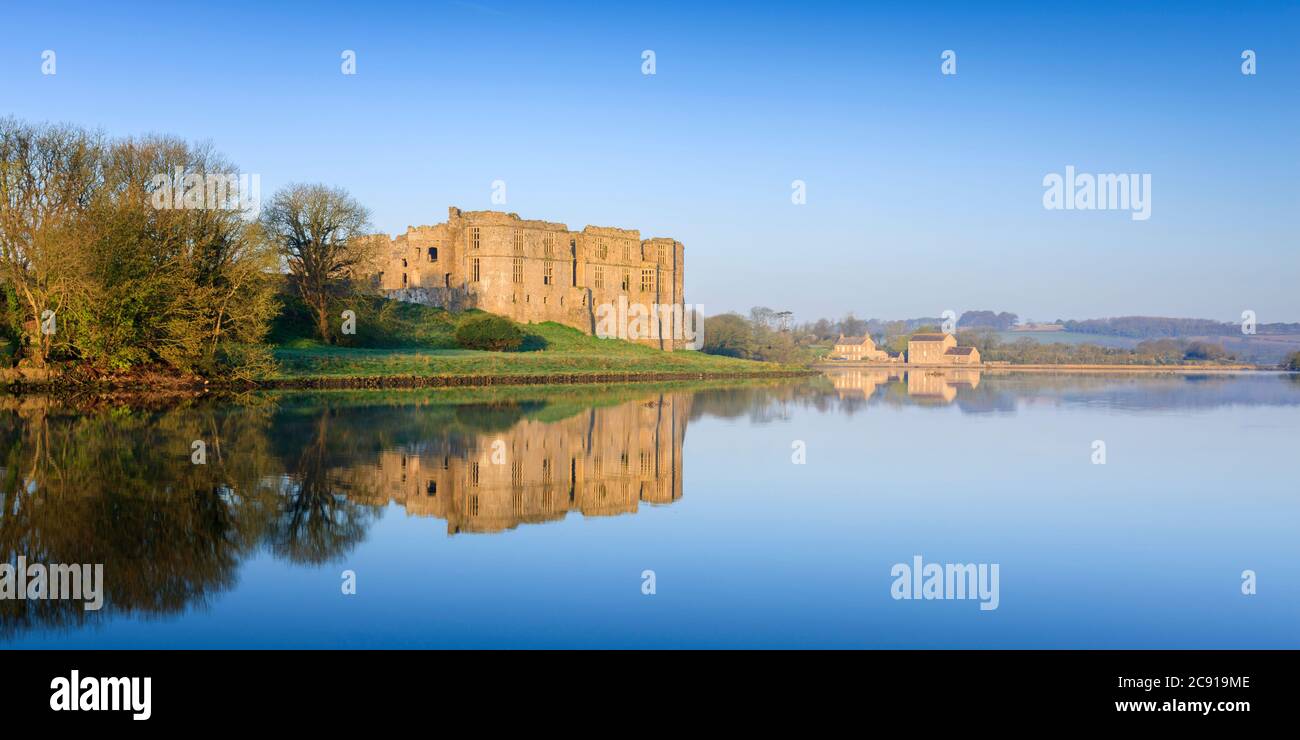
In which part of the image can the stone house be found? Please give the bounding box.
[906,333,981,365]
[829,334,891,361]
[943,345,981,365]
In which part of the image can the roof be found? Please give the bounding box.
[909,333,950,342]
[836,335,871,345]
[945,346,976,355]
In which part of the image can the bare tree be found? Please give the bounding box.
[260,184,372,344]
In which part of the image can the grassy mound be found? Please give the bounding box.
[268,296,787,380]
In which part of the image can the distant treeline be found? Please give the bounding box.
[795,311,1300,341]
[797,310,1019,338]
[1062,316,1300,338]
[711,307,1270,366]
[957,332,1239,365]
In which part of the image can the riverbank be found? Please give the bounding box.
[2,313,818,394]
[2,351,811,395]
[2,367,814,395]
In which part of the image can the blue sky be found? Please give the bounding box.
[3,0,1296,322]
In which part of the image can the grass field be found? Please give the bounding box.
[270,306,788,380]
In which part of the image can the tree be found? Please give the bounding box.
[839,312,867,337]
[0,118,278,375]
[1183,341,1226,361]
[958,310,1018,330]
[702,313,753,358]
[261,184,372,344]
[749,306,777,330]
[0,118,100,367]
[84,136,277,372]
[1286,351,1300,371]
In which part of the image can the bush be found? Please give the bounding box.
[454,315,524,351]
[1286,351,1300,371]
[1183,341,1227,361]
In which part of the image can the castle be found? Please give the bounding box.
[368,207,687,350]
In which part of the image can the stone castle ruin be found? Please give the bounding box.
[366,207,687,350]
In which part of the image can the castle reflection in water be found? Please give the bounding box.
[349,395,686,534]
[355,370,982,535]
[4,373,1297,637]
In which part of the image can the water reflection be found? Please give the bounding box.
[3,373,1299,642]
[0,386,694,635]
[820,368,1300,413]
[828,368,983,403]
[341,394,686,534]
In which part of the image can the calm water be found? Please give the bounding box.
[3,370,1298,648]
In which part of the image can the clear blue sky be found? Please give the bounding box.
[3,0,1296,323]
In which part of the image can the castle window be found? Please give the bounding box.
[621,272,630,291]
[444,273,450,287]
[513,229,524,255]
[472,258,481,282]
[512,257,524,284]
[426,481,437,497]
[641,269,654,292]
[427,247,438,262]
[592,265,604,289]
[597,240,608,260]
[544,233,555,258]
[543,263,553,285]
[471,227,480,250]
[402,272,408,286]
[401,258,408,268]
[623,244,630,262]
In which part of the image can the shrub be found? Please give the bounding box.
[1286,351,1300,371]
[455,315,524,351]
[1183,341,1227,361]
